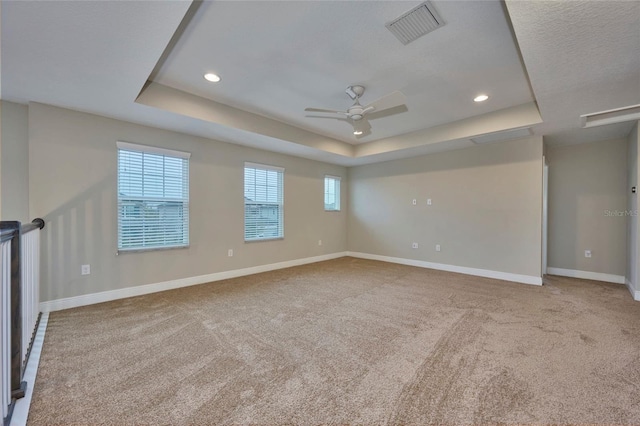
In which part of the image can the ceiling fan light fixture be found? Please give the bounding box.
[204,73,221,83]
[474,94,489,102]
[305,86,407,137]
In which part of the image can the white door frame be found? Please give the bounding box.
[542,158,549,276]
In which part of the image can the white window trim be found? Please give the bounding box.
[324,175,341,212]
[244,162,285,242]
[244,162,284,173]
[117,141,190,253]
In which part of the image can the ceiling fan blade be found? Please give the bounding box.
[363,91,406,114]
[305,115,351,124]
[353,119,371,133]
[366,104,409,121]
[304,107,346,114]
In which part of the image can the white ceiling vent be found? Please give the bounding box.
[471,127,533,145]
[580,104,640,128]
[386,1,445,45]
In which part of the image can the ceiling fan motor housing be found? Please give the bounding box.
[349,85,365,98]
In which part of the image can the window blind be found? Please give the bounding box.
[244,162,284,241]
[117,142,190,251]
[324,175,341,211]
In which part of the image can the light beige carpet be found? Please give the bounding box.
[28,258,640,425]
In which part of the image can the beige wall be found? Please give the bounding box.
[627,123,639,291]
[1,101,29,221]
[347,136,543,278]
[547,138,628,276]
[0,4,2,216]
[0,101,2,216]
[24,100,637,302]
[29,103,347,302]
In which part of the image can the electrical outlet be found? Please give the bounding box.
[412,199,417,205]
[318,240,322,246]
[228,249,233,257]
[585,250,592,258]
[436,244,441,252]
[427,199,432,205]
[81,264,90,275]
[412,243,419,249]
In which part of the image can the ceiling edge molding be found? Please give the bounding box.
[137,83,544,166]
[355,102,543,158]
[136,82,355,158]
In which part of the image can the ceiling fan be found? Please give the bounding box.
[305,85,407,137]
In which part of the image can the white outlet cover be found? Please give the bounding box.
[427,199,432,205]
[585,250,592,258]
[318,240,322,246]
[436,244,441,252]
[81,264,90,275]
[412,243,418,249]
[412,199,417,205]
[228,249,233,257]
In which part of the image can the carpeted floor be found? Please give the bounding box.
[27,257,640,425]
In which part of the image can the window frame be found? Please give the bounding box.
[116,141,191,253]
[324,175,341,212]
[243,162,285,242]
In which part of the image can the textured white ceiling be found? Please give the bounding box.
[153,0,534,144]
[2,0,638,165]
[1,0,191,112]
[505,0,640,146]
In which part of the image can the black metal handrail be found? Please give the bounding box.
[21,218,45,235]
[0,219,44,242]
[0,231,15,243]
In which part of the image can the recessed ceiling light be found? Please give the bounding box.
[354,130,363,135]
[204,73,221,83]
[474,94,489,102]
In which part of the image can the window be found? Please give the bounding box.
[324,175,341,211]
[117,142,190,251]
[244,162,284,241]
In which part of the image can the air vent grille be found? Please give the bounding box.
[386,1,444,45]
[580,104,640,128]
[471,127,533,145]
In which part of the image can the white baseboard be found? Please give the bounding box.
[10,312,49,426]
[40,252,348,312]
[546,267,626,285]
[626,278,640,301]
[346,252,542,286]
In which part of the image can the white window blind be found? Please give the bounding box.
[324,175,341,211]
[117,142,190,251]
[244,162,284,241]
